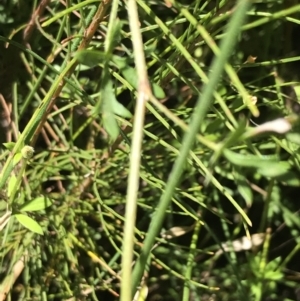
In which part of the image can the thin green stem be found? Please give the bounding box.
[121,0,152,300]
[182,221,201,301]
[131,0,252,294]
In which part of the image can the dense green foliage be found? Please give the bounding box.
[0,1,300,300]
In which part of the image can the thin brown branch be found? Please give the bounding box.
[23,0,51,43]
[30,0,112,146]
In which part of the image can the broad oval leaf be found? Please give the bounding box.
[20,196,53,212]
[75,50,107,67]
[14,214,43,235]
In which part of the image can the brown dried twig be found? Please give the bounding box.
[23,0,51,44]
[30,0,112,146]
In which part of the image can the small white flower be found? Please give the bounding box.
[255,118,292,134]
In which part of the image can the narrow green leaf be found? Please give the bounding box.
[14,214,43,235]
[118,64,138,89]
[20,196,53,212]
[274,171,300,186]
[264,270,283,281]
[258,162,290,178]
[99,72,120,141]
[223,149,278,168]
[282,207,300,228]
[224,149,290,178]
[102,111,119,141]
[97,67,132,141]
[233,169,253,207]
[111,98,132,118]
[105,19,122,54]
[153,82,169,98]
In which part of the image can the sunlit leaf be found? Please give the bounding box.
[264,270,283,281]
[134,283,149,301]
[14,214,43,235]
[20,196,53,212]
[286,133,300,145]
[7,174,17,198]
[13,152,22,166]
[3,142,15,151]
[258,161,290,177]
